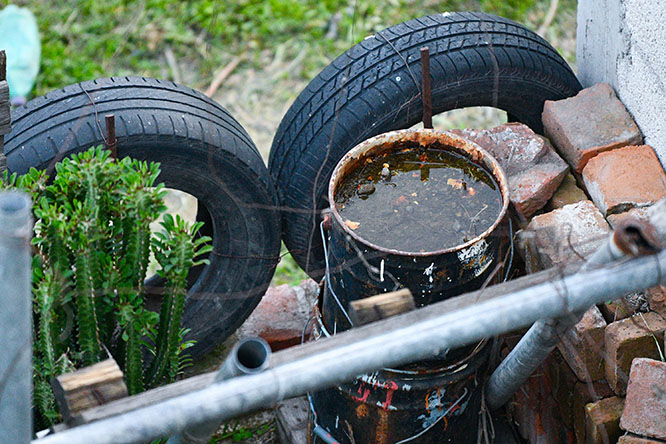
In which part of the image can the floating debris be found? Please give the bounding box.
[336,144,502,252]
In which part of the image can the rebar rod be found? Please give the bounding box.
[35,248,666,444]
[0,191,33,444]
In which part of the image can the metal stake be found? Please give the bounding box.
[105,114,117,160]
[420,46,433,129]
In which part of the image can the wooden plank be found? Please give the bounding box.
[51,359,128,422]
[71,372,214,426]
[348,289,415,326]
[275,396,309,444]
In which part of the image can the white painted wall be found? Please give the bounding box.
[577,0,666,165]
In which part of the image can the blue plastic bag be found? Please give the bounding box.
[0,4,40,104]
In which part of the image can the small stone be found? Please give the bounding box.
[453,123,568,220]
[557,306,607,381]
[542,83,643,173]
[585,396,625,444]
[604,311,666,395]
[357,183,375,196]
[606,207,651,229]
[620,358,666,440]
[517,200,610,272]
[619,435,666,443]
[546,172,588,211]
[582,145,666,215]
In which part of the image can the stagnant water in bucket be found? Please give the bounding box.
[335,143,502,252]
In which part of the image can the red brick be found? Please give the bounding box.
[237,280,318,351]
[585,396,625,444]
[606,207,651,229]
[582,145,666,216]
[518,200,610,272]
[557,306,607,381]
[549,349,580,428]
[542,83,643,173]
[453,123,568,220]
[605,312,666,395]
[573,381,615,444]
[647,285,666,318]
[508,352,575,444]
[547,172,589,211]
[620,358,666,440]
[619,435,666,443]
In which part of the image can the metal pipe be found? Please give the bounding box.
[0,191,33,444]
[34,248,666,444]
[485,216,661,410]
[168,338,271,444]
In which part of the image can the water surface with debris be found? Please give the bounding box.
[335,144,502,252]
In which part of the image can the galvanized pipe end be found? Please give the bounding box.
[216,337,271,382]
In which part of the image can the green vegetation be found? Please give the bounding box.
[272,243,309,287]
[12,0,553,97]
[5,0,578,305]
[1,147,211,428]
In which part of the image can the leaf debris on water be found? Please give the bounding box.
[447,178,464,189]
[345,220,360,230]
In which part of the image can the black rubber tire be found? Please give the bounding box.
[269,11,581,279]
[5,77,281,358]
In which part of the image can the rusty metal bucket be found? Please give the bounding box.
[310,129,510,444]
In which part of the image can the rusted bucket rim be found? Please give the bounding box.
[328,129,510,257]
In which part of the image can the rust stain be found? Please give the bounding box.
[328,128,510,256]
[355,403,369,418]
[375,408,391,444]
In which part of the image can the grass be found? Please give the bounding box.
[13,0,559,97]
[10,0,577,286]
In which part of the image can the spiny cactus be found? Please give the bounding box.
[2,147,210,426]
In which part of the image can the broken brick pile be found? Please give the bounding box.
[472,82,666,444]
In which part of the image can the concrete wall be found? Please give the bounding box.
[577,0,666,165]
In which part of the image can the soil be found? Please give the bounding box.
[335,143,502,252]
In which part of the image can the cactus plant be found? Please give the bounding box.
[2,147,211,427]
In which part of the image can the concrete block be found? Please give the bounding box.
[582,145,666,216]
[542,83,642,173]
